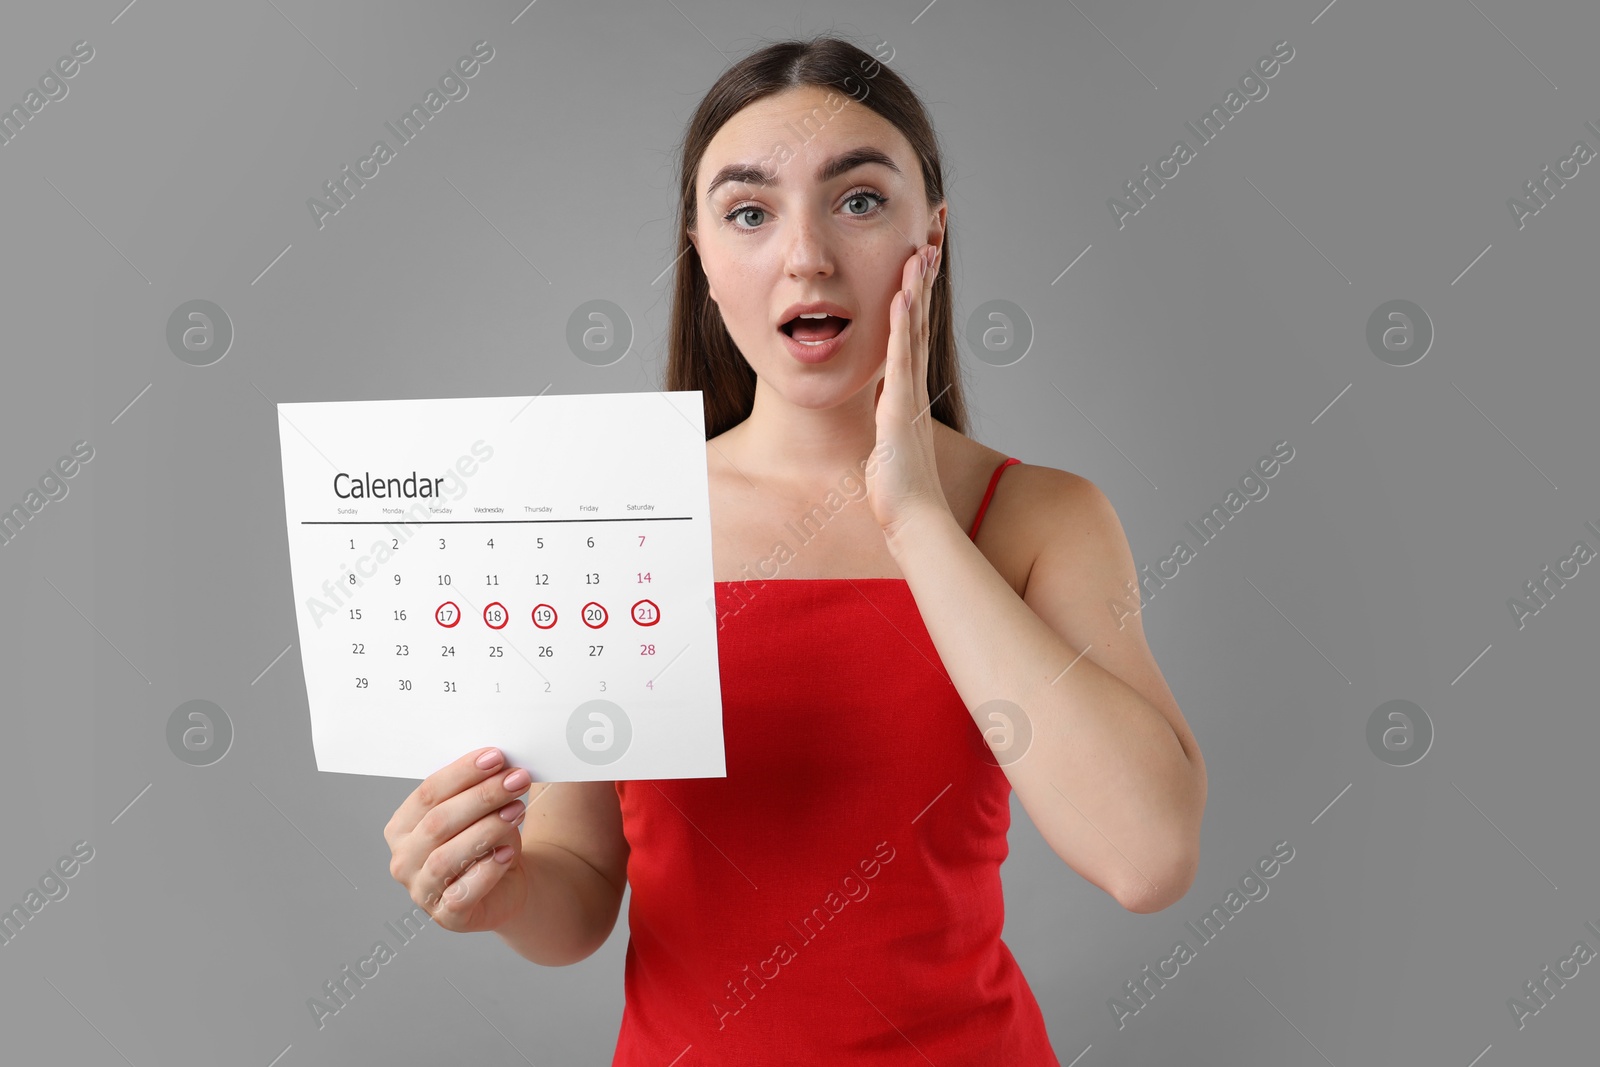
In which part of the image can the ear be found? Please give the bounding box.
[926,201,948,254]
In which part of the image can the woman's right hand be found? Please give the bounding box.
[384,746,534,933]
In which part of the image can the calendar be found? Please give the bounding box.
[275,391,725,783]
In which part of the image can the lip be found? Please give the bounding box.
[776,300,854,365]
[777,299,854,326]
[780,318,853,363]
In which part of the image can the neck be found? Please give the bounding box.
[724,375,889,485]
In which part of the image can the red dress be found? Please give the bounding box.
[612,456,1058,1065]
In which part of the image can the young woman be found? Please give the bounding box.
[385,36,1206,1064]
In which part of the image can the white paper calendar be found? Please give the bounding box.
[275,391,725,783]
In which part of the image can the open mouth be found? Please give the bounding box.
[779,314,852,345]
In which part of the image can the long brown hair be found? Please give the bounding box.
[665,35,968,440]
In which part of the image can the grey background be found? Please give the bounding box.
[2,0,1595,1063]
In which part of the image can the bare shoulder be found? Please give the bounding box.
[951,443,1125,599]
[1008,464,1125,557]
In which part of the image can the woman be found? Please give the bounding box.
[384,36,1206,1064]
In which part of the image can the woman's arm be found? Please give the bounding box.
[493,839,626,966]
[886,467,1206,914]
[493,779,630,966]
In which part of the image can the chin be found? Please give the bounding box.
[760,358,883,409]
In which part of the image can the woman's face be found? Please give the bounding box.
[689,85,945,405]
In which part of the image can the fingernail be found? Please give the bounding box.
[476,748,503,769]
[499,800,524,821]
[502,767,530,791]
[493,845,516,864]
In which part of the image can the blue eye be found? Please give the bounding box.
[842,190,889,216]
[724,205,767,229]
[720,188,891,232]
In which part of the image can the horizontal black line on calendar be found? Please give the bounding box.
[303,516,693,524]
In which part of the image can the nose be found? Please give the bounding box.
[782,209,834,281]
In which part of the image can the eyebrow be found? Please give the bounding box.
[705,147,902,198]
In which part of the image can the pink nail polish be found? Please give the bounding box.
[503,767,530,791]
[476,748,503,769]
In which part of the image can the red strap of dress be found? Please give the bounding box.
[968,457,1020,540]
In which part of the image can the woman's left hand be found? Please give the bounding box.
[868,242,949,541]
